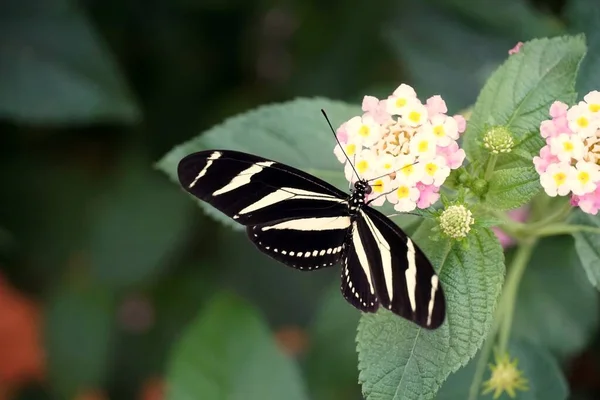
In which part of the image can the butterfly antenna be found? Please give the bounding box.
[321,109,360,180]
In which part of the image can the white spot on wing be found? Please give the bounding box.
[261,216,351,232]
[238,187,344,215]
[405,238,418,312]
[427,275,439,326]
[188,151,221,188]
[213,161,274,196]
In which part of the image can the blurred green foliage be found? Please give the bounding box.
[2,0,600,399]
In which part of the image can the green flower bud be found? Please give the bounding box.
[439,205,475,239]
[483,126,514,154]
[471,178,489,196]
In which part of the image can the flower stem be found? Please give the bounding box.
[526,200,572,232]
[484,154,498,181]
[535,223,600,237]
[498,239,537,353]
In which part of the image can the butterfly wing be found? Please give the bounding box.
[342,206,445,329]
[178,150,351,269]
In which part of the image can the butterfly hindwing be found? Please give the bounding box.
[247,215,349,270]
[340,221,379,313]
[358,206,445,329]
[177,150,348,226]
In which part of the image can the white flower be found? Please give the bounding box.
[540,162,575,196]
[386,84,417,116]
[393,154,422,185]
[429,114,459,147]
[584,90,600,116]
[409,131,437,160]
[571,161,600,195]
[419,156,450,187]
[353,149,378,179]
[368,175,393,206]
[386,182,420,212]
[567,102,597,138]
[402,101,429,127]
[333,141,358,164]
[346,115,383,147]
[549,133,585,162]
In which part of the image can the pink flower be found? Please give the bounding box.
[508,42,524,55]
[540,120,558,139]
[549,101,569,118]
[426,95,447,116]
[362,95,391,125]
[533,145,559,174]
[437,142,466,169]
[573,187,600,215]
[552,115,571,135]
[453,114,467,134]
[492,207,529,248]
[416,183,440,209]
[362,96,379,113]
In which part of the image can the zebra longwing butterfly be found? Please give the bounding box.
[178,147,445,329]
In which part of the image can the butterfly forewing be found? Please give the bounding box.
[177,150,348,226]
[359,206,445,329]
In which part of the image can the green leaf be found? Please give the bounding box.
[511,235,599,360]
[356,224,505,400]
[305,283,361,400]
[44,284,115,398]
[157,97,360,229]
[486,166,541,210]
[567,0,600,96]
[166,292,309,400]
[570,210,600,290]
[463,35,586,163]
[438,339,568,399]
[0,0,140,124]
[86,155,195,290]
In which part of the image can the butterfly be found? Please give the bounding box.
[177,116,445,329]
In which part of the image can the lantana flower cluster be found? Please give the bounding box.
[534,92,600,215]
[333,84,466,212]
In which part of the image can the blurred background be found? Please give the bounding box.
[1,0,600,399]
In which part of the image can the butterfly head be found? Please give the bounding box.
[353,180,372,196]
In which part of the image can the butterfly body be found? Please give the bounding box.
[178,149,445,329]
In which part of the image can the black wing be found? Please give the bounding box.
[343,206,445,329]
[178,150,351,269]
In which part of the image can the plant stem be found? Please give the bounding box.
[467,239,536,399]
[526,200,572,232]
[535,223,600,237]
[497,239,537,353]
[484,154,498,181]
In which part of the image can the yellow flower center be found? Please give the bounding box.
[345,143,356,156]
[401,165,414,176]
[425,163,438,176]
[396,186,410,199]
[395,98,407,108]
[373,179,384,193]
[563,141,574,152]
[358,125,370,137]
[589,103,600,113]
[577,116,589,128]
[418,140,429,153]
[408,111,421,123]
[383,162,392,170]
[356,160,369,174]
[433,125,445,137]
[553,172,567,186]
[578,171,590,185]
